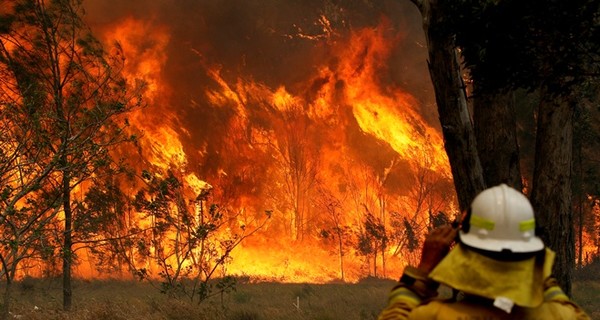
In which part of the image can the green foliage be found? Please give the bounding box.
[0,186,12,201]
[216,275,238,295]
[193,276,238,303]
[386,210,422,261]
[76,32,105,58]
[78,180,127,235]
[365,213,386,244]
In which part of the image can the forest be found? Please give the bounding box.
[0,0,598,319]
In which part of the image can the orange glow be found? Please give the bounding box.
[110,18,447,282]
[101,17,171,103]
[96,17,192,170]
[6,5,459,283]
[578,199,600,264]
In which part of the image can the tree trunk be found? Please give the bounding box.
[379,196,386,278]
[577,194,583,268]
[473,89,522,190]
[373,244,378,277]
[530,91,574,296]
[337,234,345,281]
[416,0,485,211]
[62,170,73,311]
[574,135,583,268]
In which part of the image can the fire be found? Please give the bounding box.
[578,198,600,264]
[101,17,170,103]
[5,2,459,283]
[335,24,448,172]
[105,17,450,282]
[5,0,599,286]
[96,17,187,169]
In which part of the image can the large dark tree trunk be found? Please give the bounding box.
[412,0,485,211]
[530,90,574,296]
[473,89,522,190]
[573,130,584,269]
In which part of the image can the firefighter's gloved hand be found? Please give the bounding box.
[417,225,458,274]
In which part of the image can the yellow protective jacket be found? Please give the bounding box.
[378,278,591,320]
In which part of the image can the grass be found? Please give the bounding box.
[573,260,600,319]
[4,275,599,320]
[5,277,394,320]
[573,281,600,319]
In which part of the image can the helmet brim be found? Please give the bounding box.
[459,231,545,253]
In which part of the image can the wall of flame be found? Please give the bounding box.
[73,0,459,282]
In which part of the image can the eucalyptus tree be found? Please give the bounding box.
[75,173,137,275]
[0,0,142,312]
[315,184,352,282]
[0,59,65,319]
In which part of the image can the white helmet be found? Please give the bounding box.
[459,184,544,253]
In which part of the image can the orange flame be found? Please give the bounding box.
[70,14,455,283]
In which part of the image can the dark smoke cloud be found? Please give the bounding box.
[83,0,437,182]
[84,0,432,99]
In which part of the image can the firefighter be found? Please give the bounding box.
[378,184,591,320]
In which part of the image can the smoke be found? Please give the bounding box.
[79,0,453,282]
[84,0,432,103]
[89,2,438,195]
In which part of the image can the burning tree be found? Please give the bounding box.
[355,210,387,278]
[315,183,352,282]
[388,212,421,267]
[0,0,142,313]
[0,64,64,319]
[75,174,138,274]
[572,102,600,267]
[271,101,320,241]
[132,170,270,303]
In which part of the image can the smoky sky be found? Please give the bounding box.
[83,0,437,180]
[84,0,432,102]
